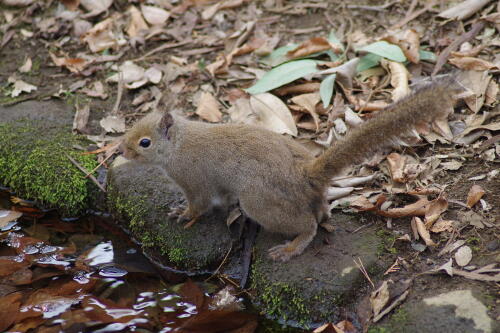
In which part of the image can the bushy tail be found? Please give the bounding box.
[306,79,460,183]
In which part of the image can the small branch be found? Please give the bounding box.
[390,0,437,30]
[66,153,106,192]
[432,20,486,76]
[354,257,375,288]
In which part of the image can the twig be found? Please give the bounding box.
[66,153,106,192]
[84,149,116,178]
[347,1,397,11]
[432,20,486,76]
[352,221,375,233]
[206,245,233,281]
[354,257,375,288]
[133,40,191,61]
[390,0,437,30]
[111,72,123,115]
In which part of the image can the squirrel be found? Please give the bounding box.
[120,79,460,262]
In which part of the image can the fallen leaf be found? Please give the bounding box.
[387,153,406,183]
[82,14,124,52]
[435,258,453,276]
[73,104,90,134]
[141,5,170,25]
[385,60,410,101]
[455,246,472,267]
[430,219,455,233]
[384,29,420,63]
[358,41,406,62]
[287,37,342,59]
[226,207,241,227]
[438,0,492,20]
[195,92,222,123]
[484,79,499,106]
[414,217,436,247]
[245,59,320,95]
[290,92,321,131]
[100,115,126,133]
[424,196,448,228]
[457,70,491,113]
[127,5,149,38]
[449,57,496,71]
[18,57,32,73]
[81,81,108,99]
[370,280,390,318]
[80,0,113,17]
[0,292,22,332]
[0,210,22,228]
[9,77,37,97]
[466,184,485,208]
[247,93,298,136]
[49,53,88,73]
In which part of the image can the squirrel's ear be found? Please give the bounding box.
[158,112,174,138]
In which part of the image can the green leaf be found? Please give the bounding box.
[260,44,298,67]
[358,41,406,62]
[246,59,320,95]
[419,49,436,62]
[328,30,343,49]
[320,73,336,108]
[357,53,381,72]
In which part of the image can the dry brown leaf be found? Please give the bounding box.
[387,153,406,183]
[8,77,37,97]
[82,15,124,52]
[195,92,222,123]
[248,93,297,136]
[466,184,485,208]
[141,5,170,25]
[370,280,390,318]
[414,217,436,247]
[484,79,499,106]
[61,0,80,11]
[274,82,321,96]
[18,57,32,73]
[50,53,88,73]
[290,92,321,132]
[100,115,126,133]
[81,81,108,99]
[0,210,22,228]
[287,37,342,59]
[383,29,420,63]
[424,196,448,228]
[384,60,410,101]
[202,0,246,20]
[458,70,491,113]
[449,57,496,71]
[451,44,485,58]
[127,5,149,37]
[430,219,455,233]
[72,104,90,134]
[438,0,491,20]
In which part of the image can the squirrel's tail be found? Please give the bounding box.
[306,78,461,184]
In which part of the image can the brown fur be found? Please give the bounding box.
[121,80,458,261]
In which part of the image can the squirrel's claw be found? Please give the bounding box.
[268,242,296,262]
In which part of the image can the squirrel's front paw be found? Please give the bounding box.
[268,243,296,262]
[167,207,184,220]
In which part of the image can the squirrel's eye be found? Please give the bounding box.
[139,138,151,148]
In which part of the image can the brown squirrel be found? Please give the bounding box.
[121,79,459,261]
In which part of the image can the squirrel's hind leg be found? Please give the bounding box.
[267,222,317,262]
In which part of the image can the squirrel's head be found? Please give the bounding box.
[120,111,174,164]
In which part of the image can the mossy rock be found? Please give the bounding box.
[369,289,498,333]
[0,100,99,215]
[107,156,233,271]
[250,214,385,328]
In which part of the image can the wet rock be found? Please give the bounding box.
[0,100,99,215]
[372,289,497,333]
[485,239,499,252]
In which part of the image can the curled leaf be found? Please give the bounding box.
[195,92,222,123]
[466,184,485,208]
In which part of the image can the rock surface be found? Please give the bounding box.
[0,100,99,215]
[371,289,498,333]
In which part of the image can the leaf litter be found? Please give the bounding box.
[1,0,499,331]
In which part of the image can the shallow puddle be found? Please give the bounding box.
[0,190,268,333]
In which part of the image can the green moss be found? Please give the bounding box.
[376,229,397,256]
[106,184,192,268]
[370,308,410,333]
[0,120,98,215]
